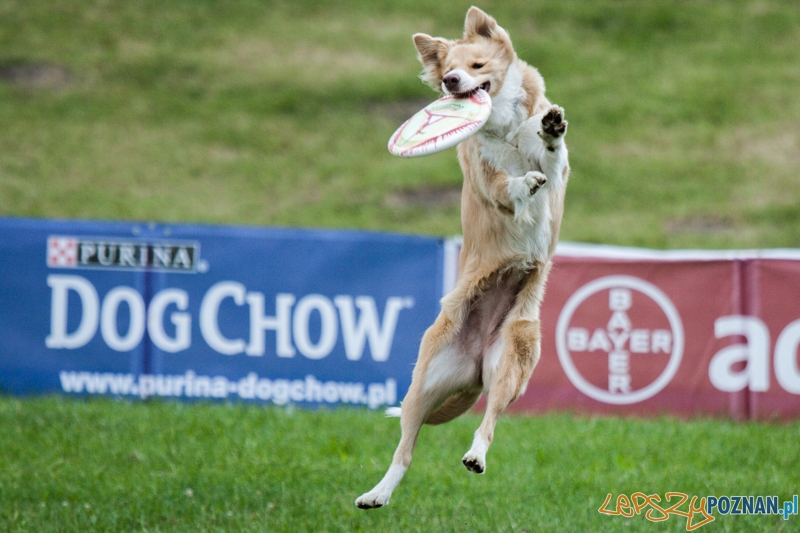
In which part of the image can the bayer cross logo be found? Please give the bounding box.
[555,276,684,405]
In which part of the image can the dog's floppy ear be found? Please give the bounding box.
[464,6,497,40]
[413,33,449,90]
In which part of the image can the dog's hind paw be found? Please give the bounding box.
[461,451,486,474]
[538,105,568,151]
[356,490,391,509]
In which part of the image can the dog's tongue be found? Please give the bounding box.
[388,89,492,158]
[455,82,491,99]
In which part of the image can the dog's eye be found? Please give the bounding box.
[471,63,485,70]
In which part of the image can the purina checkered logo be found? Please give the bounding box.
[47,237,79,267]
[46,236,204,273]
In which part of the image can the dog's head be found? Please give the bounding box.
[413,7,516,98]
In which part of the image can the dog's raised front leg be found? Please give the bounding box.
[462,318,541,474]
[516,105,569,185]
[537,105,568,153]
[463,140,545,221]
[506,170,548,220]
[537,106,569,187]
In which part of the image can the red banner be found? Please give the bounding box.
[495,244,800,420]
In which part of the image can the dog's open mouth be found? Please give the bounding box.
[454,81,491,99]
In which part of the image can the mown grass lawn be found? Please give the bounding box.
[1,397,798,532]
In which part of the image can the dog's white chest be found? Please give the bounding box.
[477,134,532,177]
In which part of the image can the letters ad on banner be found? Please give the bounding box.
[747,259,800,419]
[0,218,443,410]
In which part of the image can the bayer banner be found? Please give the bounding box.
[0,218,444,409]
[512,244,800,421]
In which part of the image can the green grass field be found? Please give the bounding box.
[2,397,799,532]
[2,1,800,531]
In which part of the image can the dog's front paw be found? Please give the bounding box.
[538,105,568,151]
[507,172,546,222]
[356,490,391,509]
[525,171,548,195]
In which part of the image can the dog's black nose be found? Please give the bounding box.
[443,73,460,92]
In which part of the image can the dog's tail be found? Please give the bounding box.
[385,407,402,418]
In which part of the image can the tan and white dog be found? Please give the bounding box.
[356,6,569,509]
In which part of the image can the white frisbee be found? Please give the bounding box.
[388,89,491,158]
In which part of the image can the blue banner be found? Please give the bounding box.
[0,218,445,409]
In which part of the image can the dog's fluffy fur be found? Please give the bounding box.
[356,7,569,509]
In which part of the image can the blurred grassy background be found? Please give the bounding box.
[1,0,798,248]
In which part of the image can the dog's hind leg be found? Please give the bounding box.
[356,315,469,509]
[355,382,436,508]
[425,389,482,425]
[462,318,541,474]
[386,389,481,425]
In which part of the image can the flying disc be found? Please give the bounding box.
[388,89,491,158]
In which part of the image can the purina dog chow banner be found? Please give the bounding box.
[0,218,443,410]
[2,217,800,419]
